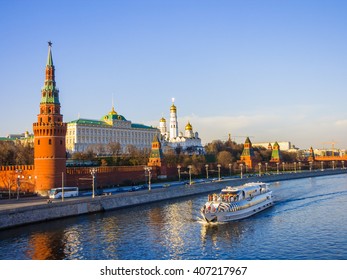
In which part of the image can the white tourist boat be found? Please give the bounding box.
[201,182,273,223]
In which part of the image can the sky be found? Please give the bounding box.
[0,0,346,149]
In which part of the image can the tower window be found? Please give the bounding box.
[38,140,40,145]
[49,139,52,145]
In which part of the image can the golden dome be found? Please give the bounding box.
[109,106,118,115]
[185,121,193,131]
[160,117,166,122]
[170,103,176,112]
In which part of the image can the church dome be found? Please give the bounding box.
[170,102,177,112]
[185,121,193,131]
[160,117,166,123]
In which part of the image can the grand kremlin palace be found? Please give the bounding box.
[65,106,159,153]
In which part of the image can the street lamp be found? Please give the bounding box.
[188,165,192,185]
[298,162,301,172]
[332,161,335,170]
[258,163,261,176]
[276,162,279,174]
[321,161,324,171]
[16,169,22,200]
[309,161,312,171]
[282,162,285,172]
[265,162,268,173]
[294,162,297,173]
[177,165,181,181]
[90,168,97,198]
[217,164,221,181]
[144,166,152,191]
[205,164,209,179]
[228,163,232,177]
[240,163,243,179]
[342,161,345,169]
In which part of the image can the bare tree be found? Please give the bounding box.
[217,151,233,168]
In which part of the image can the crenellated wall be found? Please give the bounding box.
[0,165,178,194]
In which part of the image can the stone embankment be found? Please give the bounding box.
[0,169,346,230]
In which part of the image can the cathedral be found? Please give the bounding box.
[158,99,204,154]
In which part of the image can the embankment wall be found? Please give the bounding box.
[0,169,346,230]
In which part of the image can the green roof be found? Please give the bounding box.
[69,119,110,126]
[131,123,156,129]
[68,119,156,130]
[0,137,17,141]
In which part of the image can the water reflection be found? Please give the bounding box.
[28,231,65,260]
[24,220,69,260]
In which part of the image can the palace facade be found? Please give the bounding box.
[66,106,159,153]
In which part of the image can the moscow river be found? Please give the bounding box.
[0,173,346,260]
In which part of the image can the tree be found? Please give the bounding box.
[217,151,233,168]
[205,140,224,154]
[107,142,122,157]
[0,141,34,166]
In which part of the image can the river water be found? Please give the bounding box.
[0,174,346,260]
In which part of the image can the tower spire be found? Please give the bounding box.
[47,41,53,66]
[41,41,59,104]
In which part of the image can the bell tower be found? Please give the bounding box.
[169,98,178,140]
[33,42,67,195]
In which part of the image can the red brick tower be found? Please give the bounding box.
[148,135,167,178]
[240,137,255,169]
[33,42,67,195]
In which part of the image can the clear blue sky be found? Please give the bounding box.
[1,0,346,149]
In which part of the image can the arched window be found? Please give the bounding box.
[49,139,52,145]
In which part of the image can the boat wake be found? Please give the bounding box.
[275,190,347,205]
[272,190,347,215]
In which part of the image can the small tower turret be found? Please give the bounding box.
[270,142,281,162]
[240,137,255,169]
[148,134,167,178]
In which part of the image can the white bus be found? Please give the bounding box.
[48,187,79,199]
